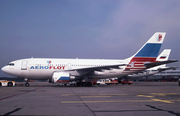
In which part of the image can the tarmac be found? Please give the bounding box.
[0,82,180,116]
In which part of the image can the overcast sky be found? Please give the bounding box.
[0,0,179,77]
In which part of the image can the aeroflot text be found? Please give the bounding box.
[30,66,65,69]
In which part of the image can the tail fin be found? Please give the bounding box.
[156,49,171,61]
[150,49,171,70]
[124,32,166,72]
[133,32,166,58]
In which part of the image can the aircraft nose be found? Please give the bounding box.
[1,65,16,76]
[1,66,10,74]
[1,66,7,73]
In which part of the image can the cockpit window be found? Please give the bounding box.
[8,63,14,66]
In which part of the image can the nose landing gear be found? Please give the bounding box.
[24,78,29,87]
[25,82,29,87]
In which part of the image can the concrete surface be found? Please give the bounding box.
[0,82,179,116]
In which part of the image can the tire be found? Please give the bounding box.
[8,82,13,87]
[82,82,86,87]
[76,82,81,86]
[87,82,92,87]
[0,82,2,86]
[25,83,29,87]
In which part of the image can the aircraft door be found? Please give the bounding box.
[21,61,27,70]
[68,63,71,70]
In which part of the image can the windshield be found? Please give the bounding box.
[8,63,14,66]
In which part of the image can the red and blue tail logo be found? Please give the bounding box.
[123,32,166,73]
[157,34,162,42]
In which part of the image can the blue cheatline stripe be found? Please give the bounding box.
[135,43,162,57]
[59,77,70,80]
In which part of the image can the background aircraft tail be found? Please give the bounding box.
[149,49,171,70]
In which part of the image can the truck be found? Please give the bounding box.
[97,79,118,85]
[121,79,133,85]
[0,80,15,87]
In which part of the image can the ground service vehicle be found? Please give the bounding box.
[0,80,15,87]
[121,80,133,85]
[97,79,118,85]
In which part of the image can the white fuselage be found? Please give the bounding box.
[2,58,129,80]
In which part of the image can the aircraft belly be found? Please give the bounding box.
[28,69,52,79]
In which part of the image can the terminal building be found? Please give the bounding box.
[140,70,180,81]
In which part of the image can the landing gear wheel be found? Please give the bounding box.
[87,82,92,87]
[82,82,86,87]
[76,82,81,86]
[25,83,29,87]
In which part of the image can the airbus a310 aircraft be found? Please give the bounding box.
[1,32,178,86]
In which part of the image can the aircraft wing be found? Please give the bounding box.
[157,67,178,72]
[68,64,127,72]
[144,60,178,68]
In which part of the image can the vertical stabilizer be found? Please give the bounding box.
[149,49,171,70]
[156,49,171,61]
[124,32,166,73]
[133,32,166,58]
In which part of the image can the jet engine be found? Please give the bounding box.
[49,72,76,84]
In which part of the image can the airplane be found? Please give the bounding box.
[1,32,178,87]
[123,49,178,79]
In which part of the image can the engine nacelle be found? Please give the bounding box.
[50,72,75,84]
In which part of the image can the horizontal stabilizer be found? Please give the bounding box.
[126,72,158,79]
[144,60,178,68]
[157,67,178,72]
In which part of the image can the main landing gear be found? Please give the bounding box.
[76,82,92,87]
